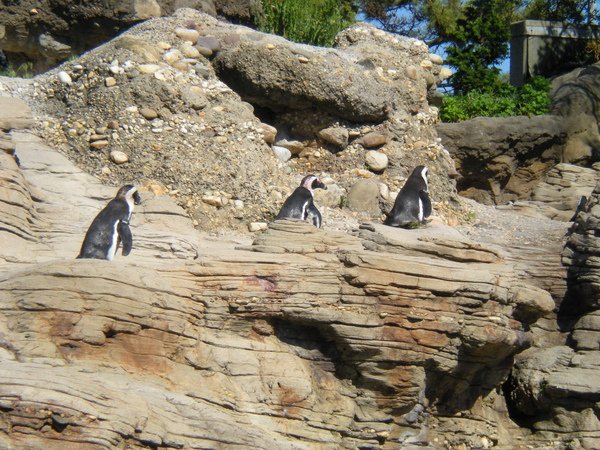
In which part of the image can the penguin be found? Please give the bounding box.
[275,175,328,227]
[77,185,141,260]
[570,195,587,221]
[384,165,432,228]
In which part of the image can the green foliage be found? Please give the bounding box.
[440,76,551,122]
[0,62,34,79]
[255,0,356,47]
[445,0,519,94]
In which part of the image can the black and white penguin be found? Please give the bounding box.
[384,165,432,228]
[275,174,327,228]
[77,185,141,260]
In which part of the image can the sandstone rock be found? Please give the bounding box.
[213,22,432,122]
[365,150,388,172]
[105,76,117,87]
[437,115,567,205]
[114,35,161,63]
[140,107,158,120]
[275,138,305,155]
[0,124,579,449]
[181,86,208,110]
[272,145,291,162]
[180,42,201,58]
[258,123,277,145]
[197,35,221,53]
[531,163,598,219]
[248,221,268,232]
[347,179,381,216]
[318,126,348,150]
[90,140,109,150]
[0,97,33,130]
[175,27,200,44]
[57,71,72,84]
[109,149,129,164]
[356,131,387,148]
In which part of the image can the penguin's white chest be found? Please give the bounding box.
[107,221,119,261]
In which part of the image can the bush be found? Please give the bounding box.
[255,0,355,47]
[439,76,550,122]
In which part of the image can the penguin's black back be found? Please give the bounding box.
[385,167,430,227]
[276,187,313,221]
[78,198,130,259]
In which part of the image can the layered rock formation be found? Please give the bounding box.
[1,8,599,450]
[0,104,562,448]
[437,63,600,218]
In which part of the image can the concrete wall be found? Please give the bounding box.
[510,20,600,86]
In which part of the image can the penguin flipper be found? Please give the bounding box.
[419,190,432,219]
[306,203,322,228]
[118,220,133,256]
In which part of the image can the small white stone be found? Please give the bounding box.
[272,145,292,162]
[233,199,244,209]
[138,64,161,74]
[109,150,129,164]
[105,77,117,87]
[202,195,223,207]
[365,150,388,172]
[439,67,453,80]
[429,53,444,65]
[57,71,72,84]
[248,222,268,232]
[164,49,183,65]
[378,183,390,200]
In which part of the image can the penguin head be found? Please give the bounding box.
[117,185,142,205]
[301,175,327,192]
[411,165,428,189]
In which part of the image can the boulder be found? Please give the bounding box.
[347,179,381,217]
[437,115,567,205]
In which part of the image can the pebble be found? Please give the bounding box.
[110,150,129,164]
[90,140,109,150]
[378,182,390,200]
[195,46,213,57]
[216,136,228,144]
[175,27,200,44]
[57,71,72,84]
[105,77,117,87]
[101,166,112,176]
[158,41,171,50]
[233,200,244,209]
[180,43,200,58]
[202,195,224,207]
[140,108,158,120]
[365,150,389,171]
[138,64,161,74]
[248,222,268,232]
[272,145,292,162]
[258,123,277,145]
[197,36,220,52]
[163,49,183,65]
[358,132,387,148]
[439,67,453,80]
[420,59,433,69]
[429,53,444,64]
[89,134,108,142]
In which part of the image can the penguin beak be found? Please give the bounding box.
[133,191,142,205]
[313,180,327,190]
